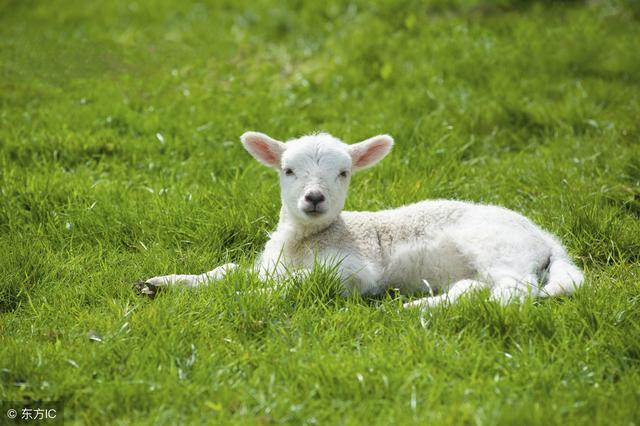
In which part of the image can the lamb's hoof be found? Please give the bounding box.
[134,280,161,299]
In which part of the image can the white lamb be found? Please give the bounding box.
[141,132,584,308]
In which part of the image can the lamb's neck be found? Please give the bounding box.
[273,206,335,245]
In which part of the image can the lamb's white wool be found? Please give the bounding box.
[144,132,584,308]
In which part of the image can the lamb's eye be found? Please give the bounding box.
[339,171,348,178]
[284,168,295,176]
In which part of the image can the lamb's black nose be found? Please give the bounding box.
[305,191,325,206]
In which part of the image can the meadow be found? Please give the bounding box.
[1,0,640,424]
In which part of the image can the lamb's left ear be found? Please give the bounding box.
[348,134,394,171]
[240,131,287,169]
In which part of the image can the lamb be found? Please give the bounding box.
[141,131,584,309]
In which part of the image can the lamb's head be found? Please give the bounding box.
[241,132,393,227]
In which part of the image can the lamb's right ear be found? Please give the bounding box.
[240,132,286,169]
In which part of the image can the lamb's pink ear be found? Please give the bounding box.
[240,131,286,169]
[348,134,394,171]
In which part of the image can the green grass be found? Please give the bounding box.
[1,0,640,424]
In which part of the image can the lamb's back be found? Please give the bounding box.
[343,199,472,241]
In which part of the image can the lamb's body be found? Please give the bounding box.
[142,131,583,308]
[259,200,582,304]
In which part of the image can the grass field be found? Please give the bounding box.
[2,0,640,424]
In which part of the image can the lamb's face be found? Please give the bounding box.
[278,135,353,225]
[241,131,394,227]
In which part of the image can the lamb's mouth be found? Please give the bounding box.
[302,208,326,217]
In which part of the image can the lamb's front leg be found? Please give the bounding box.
[138,263,238,296]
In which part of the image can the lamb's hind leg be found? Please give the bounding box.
[487,271,539,305]
[138,263,238,296]
[403,279,487,310]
